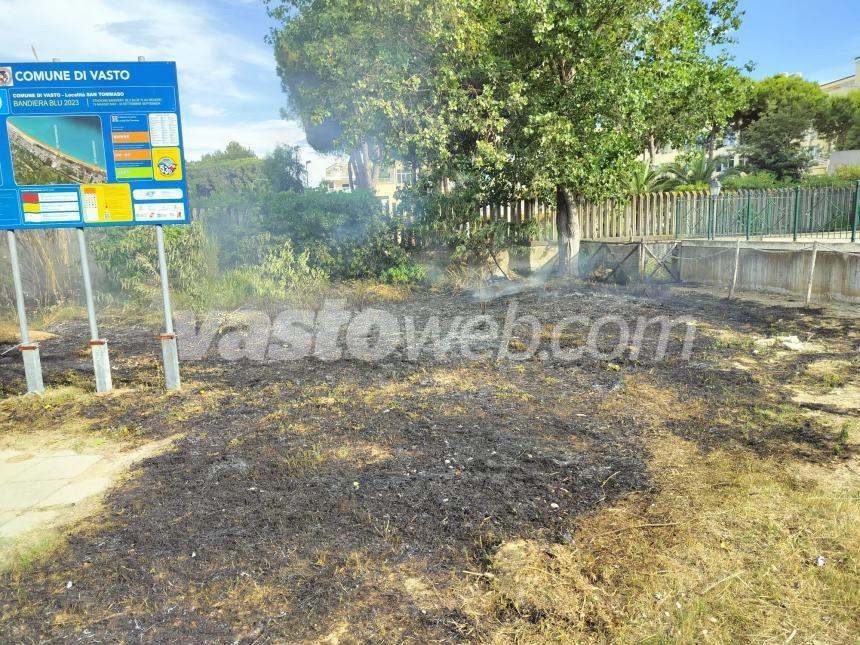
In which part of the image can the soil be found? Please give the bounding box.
[0,281,857,642]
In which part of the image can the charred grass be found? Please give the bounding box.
[0,283,858,642]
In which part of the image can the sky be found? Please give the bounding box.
[0,0,858,186]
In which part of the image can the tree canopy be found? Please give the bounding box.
[200,141,258,162]
[263,144,308,193]
[818,90,860,151]
[269,0,747,269]
[187,142,308,201]
[732,74,831,180]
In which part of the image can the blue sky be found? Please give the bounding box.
[729,0,860,83]
[0,0,858,184]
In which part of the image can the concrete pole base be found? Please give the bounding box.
[89,340,113,393]
[20,344,45,395]
[160,334,181,391]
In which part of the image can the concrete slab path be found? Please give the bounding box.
[0,441,169,542]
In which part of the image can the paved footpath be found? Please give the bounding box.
[0,442,165,542]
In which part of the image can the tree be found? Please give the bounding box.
[469,0,745,270]
[636,19,750,165]
[267,1,469,191]
[263,144,307,193]
[629,160,672,194]
[739,107,812,180]
[818,91,860,151]
[200,141,257,162]
[269,1,746,272]
[187,144,266,200]
[731,75,829,179]
[733,74,827,128]
[663,151,727,187]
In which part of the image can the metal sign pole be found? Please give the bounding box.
[136,54,177,391]
[76,228,112,393]
[6,230,44,394]
[156,225,181,390]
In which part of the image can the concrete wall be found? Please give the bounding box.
[680,240,860,303]
[509,242,558,275]
[509,240,682,280]
[579,240,680,283]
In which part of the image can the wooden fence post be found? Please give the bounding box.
[728,239,741,299]
[805,241,819,307]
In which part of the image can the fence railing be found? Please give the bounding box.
[675,186,858,241]
[387,183,860,243]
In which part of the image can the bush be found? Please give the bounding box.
[721,171,784,190]
[214,269,286,307]
[260,188,422,282]
[448,219,539,278]
[799,175,853,188]
[380,263,426,284]
[672,182,709,192]
[719,169,856,190]
[89,221,217,300]
[213,240,329,309]
[260,240,328,293]
[834,165,860,181]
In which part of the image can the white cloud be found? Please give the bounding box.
[0,0,273,102]
[0,0,334,181]
[183,119,333,185]
[187,103,227,118]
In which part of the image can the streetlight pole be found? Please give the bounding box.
[709,177,722,240]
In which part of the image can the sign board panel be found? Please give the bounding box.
[0,61,190,229]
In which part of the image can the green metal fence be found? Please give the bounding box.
[674,182,860,241]
[386,181,860,243]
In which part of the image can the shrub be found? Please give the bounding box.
[834,164,860,181]
[721,171,784,190]
[380,263,426,284]
[260,188,422,282]
[671,182,709,192]
[447,219,539,280]
[197,239,329,311]
[209,269,285,308]
[260,240,328,294]
[89,221,217,300]
[799,175,853,188]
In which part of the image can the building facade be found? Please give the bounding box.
[322,161,413,209]
[820,56,860,96]
[648,57,860,175]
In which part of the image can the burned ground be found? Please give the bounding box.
[0,282,858,642]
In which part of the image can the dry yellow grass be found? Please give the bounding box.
[0,323,57,344]
[599,378,705,427]
[459,432,860,643]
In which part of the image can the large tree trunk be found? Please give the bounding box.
[358,141,374,189]
[706,127,717,161]
[348,144,375,191]
[647,134,657,167]
[555,185,580,276]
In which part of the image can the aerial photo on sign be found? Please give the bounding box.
[0,61,190,229]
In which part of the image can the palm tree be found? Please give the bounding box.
[663,151,726,188]
[629,159,672,194]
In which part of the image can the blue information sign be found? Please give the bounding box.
[0,61,190,229]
